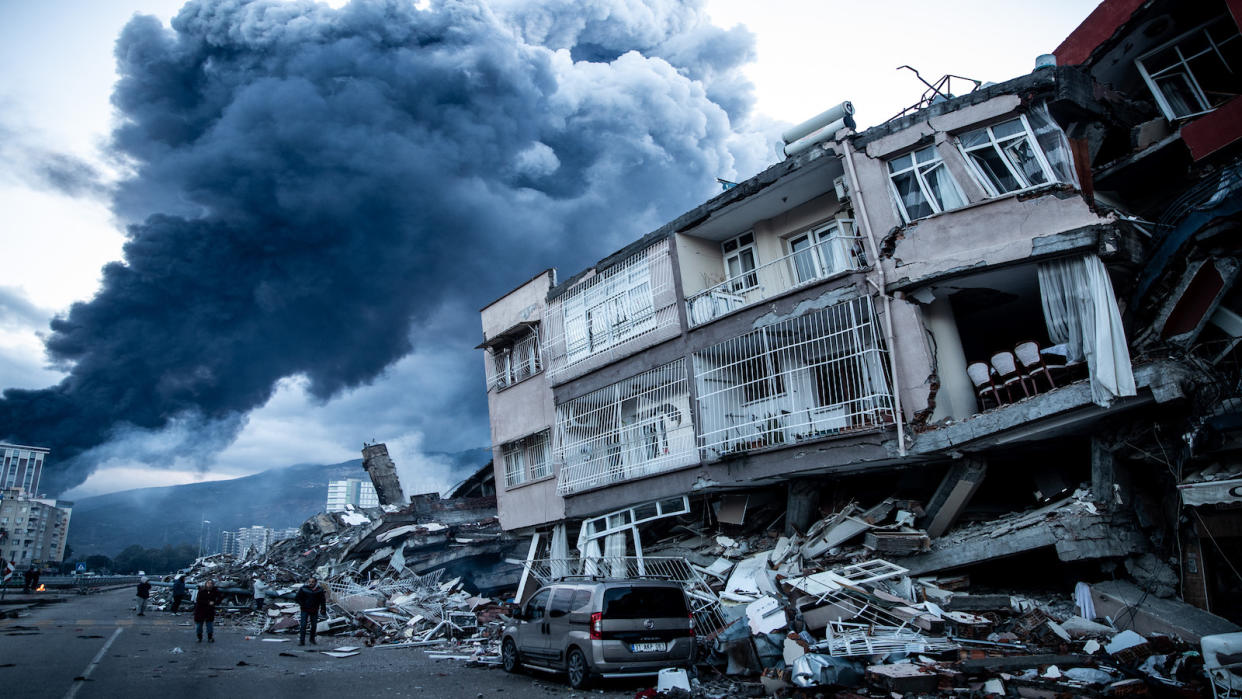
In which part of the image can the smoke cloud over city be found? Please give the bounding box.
[0,0,771,494]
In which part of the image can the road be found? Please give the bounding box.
[0,588,646,698]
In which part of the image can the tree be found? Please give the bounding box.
[84,554,112,573]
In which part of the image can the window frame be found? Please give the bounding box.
[786,219,859,283]
[886,145,967,223]
[956,115,1059,197]
[501,430,552,488]
[1136,15,1242,121]
[721,232,759,292]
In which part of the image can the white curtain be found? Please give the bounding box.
[549,523,569,580]
[1027,102,1080,188]
[1038,254,1136,406]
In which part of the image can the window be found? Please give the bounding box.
[1138,16,1242,120]
[722,232,758,292]
[887,145,966,222]
[549,588,575,617]
[525,588,550,621]
[490,327,541,390]
[501,430,551,487]
[958,116,1063,196]
[788,220,860,283]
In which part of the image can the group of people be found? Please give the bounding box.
[134,574,329,645]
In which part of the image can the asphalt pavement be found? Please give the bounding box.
[0,587,646,698]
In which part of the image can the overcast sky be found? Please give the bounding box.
[0,0,1098,499]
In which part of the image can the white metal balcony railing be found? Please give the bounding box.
[487,329,542,391]
[543,240,678,382]
[555,359,697,496]
[694,295,894,459]
[522,556,728,638]
[685,233,866,327]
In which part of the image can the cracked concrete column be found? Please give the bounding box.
[785,479,821,536]
[924,296,976,422]
[361,442,407,506]
[924,457,988,538]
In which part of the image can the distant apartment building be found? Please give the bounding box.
[481,0,1242,619]
[0,488,73,566]
[0,444,49,496]
[326,478,379,512]
[220,525,299,557]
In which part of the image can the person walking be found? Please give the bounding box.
[171,574,188,613]
[135,576,151,616]
[22,567,34,593]
[193,580,222,642]
[295,577,327,646]
[252,576,267,612]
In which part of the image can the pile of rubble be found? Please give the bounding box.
[150,495,522,655]
[573,488,1237,697]
[145,481,1238,696]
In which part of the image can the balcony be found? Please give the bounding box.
[685,232,866,327]
[543,239,679,383]
[693,296,894,460]
[555,359,697,495]
[486,329,542,391]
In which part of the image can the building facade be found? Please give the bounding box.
[0,444,49,496]
[220,525,299,557]
[326,478,380,512]
[479,0,1242,621]
[0,488,73,567]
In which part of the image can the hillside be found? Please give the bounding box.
[67,448,490,557]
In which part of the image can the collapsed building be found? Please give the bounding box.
[475,0,1242,692]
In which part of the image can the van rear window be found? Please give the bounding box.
[601,587,687,619]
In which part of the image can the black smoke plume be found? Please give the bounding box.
[0,0,765,495]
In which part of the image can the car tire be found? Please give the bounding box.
[502,638,521,674]
[566,647,591,690]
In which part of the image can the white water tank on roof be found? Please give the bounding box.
[782,101,855,144]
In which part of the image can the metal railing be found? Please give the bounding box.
[522,556,727,638]
[543,240,678,382]
[685,234,866,327]
[555,360,697,495]
[693,296,894,460]
[487,330,542,391]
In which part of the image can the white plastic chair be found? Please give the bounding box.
[967,362,1001,409]
[990,351,1029,402]
[1014,341,1056,392]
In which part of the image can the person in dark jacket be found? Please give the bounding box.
[295,577,328,646]
[135,576,151,616]
[171,575,188,613]
[193,580,222,642]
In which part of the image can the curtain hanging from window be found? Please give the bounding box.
[1037,254,1136,406]
[1027,102,1080,187]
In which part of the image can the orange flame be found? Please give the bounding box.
[36,584,45,592]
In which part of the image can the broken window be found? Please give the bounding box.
[957,113,1073,196]
[501,430,551,488]
[887,145,967,222]
[722,232,759,292]
[555,360,696,495]
[1137,16,1242,120]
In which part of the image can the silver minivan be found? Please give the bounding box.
[501,579,695,689]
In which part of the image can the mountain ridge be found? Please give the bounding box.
[66,448,490,557]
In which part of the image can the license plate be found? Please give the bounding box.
[631,642,665,653]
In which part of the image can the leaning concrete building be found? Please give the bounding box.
[479,0,1242,623]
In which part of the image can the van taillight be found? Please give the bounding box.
[590,612,603,640]
[688,613,695,637]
